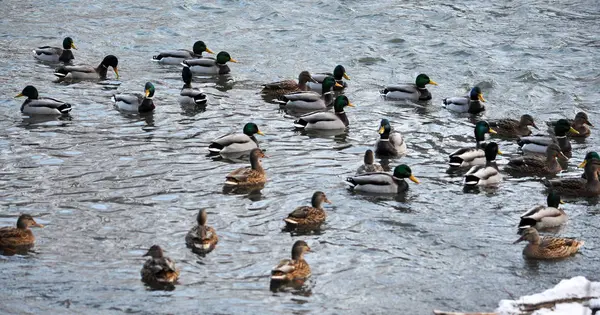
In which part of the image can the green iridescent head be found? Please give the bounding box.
[192,41,214,55]
[321,76,341,93]
[333,95,354,112]
[144,82,155,98]
[242,122,264,136]
[15,85,39,99]
[392,165,420,184]
[546,191,563,208]
[63,37,76,50]
[216,51,237,64]
[332,65,350,80]
[554,119,579,136]
[415,74,437,88]
[474,121,496,141]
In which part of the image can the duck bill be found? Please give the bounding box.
[334,82,343,88]
[569,127,580,135]
[145,90,150,97]
[33,223,44,228]
[497,149,503,155]
[427,80,438,86]
[578,160,588,168]
[378,126,385,134]
[488,128,497,134]
[343,73,350,80]
[409,175,420,184]
[560,200,566,204]
[324,198,332,204]
[585,120,594,127]
[71,43,77,50]
[513,235,526,244]
[113,67,120,79]
[478,93,486,102]
[202,243,212,250]
[309,76,318,83]
[14,93,24,98]
[557,151,568,161]
[229,58,238,63]
[347,102,355,107]
[532,122,539,130]
[257,130,265,136]
[205,48,215,54]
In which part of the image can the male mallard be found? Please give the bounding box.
[284,191,331,230]
[15,85,72,115]
[262,71,316,100]
[356,149,384,175]
[374,118,406,157]
[112,82,155,113]
[505,143,566,176]
[544,153,600,197]
[277,77,342,113]
[185,209,218,255]
[181,51,237,75]
[518,191,567,230]
[0,214,44,249]
[54,55,119,82]
[489,114,538,138]
[306,65,350,93]
[293,95,354,130]
[448,121,497,168]
[179,66,207,106]
[518,119,579,158]
[548,112,593,138]
[581,151,600,179]
[463,142,502,186]
[442,87,486,114]
[513,227,583,259]
[32,37,76,63]
[208,122,264,155]
[271,240,311,282]
[346,164,419,194]
[140,245,180,286]
[381,74,438,101]
[152,40,214,65]
[224,148,267,186]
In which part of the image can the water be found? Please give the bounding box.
[1,1,599,314]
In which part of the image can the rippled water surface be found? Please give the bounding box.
[1,1,600,314]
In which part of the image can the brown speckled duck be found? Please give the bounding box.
[514,227,583,259]
[140,245,180,286]
[544,154,600,197]
[489,114,538,138]
[224,148,267,187]
[284,191,331,230]
[0,214,44,249]
[262,71,316,100]
[185,209,218,255]
[271,240,311,282]
[505,143,566,176]
[356,149,384,174]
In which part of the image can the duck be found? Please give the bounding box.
[152,40,214,65]
[488,114,538,138]
[306,65,350,93]
[346,164,419,194]
[54,55,119,82]
[224,148,267,186]
[277,77,342,113]
[284,191,331,230]
[271,240,311,282]
[208,122,264,155]
[448,121,497,168]
[356,149,384,174]
[181,51,237,75]
[261,71,316,100]
[185,209,218,255]
[442,87,486,114]
[518,119,579,158]
[15,85,72,115]
[179,66,207,106]
[293,95,354,130]
[505,143,566,176]
[547,112,593,138]
[140,245,180,286]
[112,82,155,113]
[374,118,406,157]
[380,74,437,101]
[463,142,502,186]
[32,37,76,63]
[513,227,583,259]
[544,153,600,197]
[518,191,567,230]
[581,152,600,179]
[0,214,44,249]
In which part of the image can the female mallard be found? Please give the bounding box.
[179,66,207,106]
[448,121,497,168]
[140,245,180,286]
[442,87,486,114]
[181,51,237,75]
[381,74,438,101]
[271,240,311,282]
[278,77,342,113]
[293,95,354,130]
[518,191,567,230]
[152,40,214,65]
[374,118,406,157]
[463,142,502,187]
[54,55,119,82]
[548,112,593,138]
[307,65,350,93]
[346,164,419,194]
[489,114,538,138]
[505,143,566,176]
[544,153,600,197]
[262,71,316,100]
[32,37,76,63]
[112,82,155,113]
[518,119,579,158]
[356,149,384,175]
[513,227,583,259]
[15,85,72,115]
[224,148,267,186]
[0,214,44,249]
[185,209,218,255]
[208,122,264,155]
[284,191,331,230]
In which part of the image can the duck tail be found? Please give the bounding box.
[152,55,161,61]
[518,217,537,229]
[464,175,479,186]
[380,88,389,95]
[345,177,357,186]
[194,94,208,106]
[442,98,449,106]
[284,218,298,226]
[58,103,72,114]
[293,119,308,129]
[180,61,190,68]
[448,156,463,167]
[54,68,68,78]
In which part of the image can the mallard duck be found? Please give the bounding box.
[224,148,267,186]
[185,209,218,255]
[505,143,566,176]
[544,154,600,197]
[442,87,486,114]
[374,118,406,157]
[140,245,180,286]
[152,40,214,65]
[514,227,583,259]
[518,191,567,230]
[0,214,44,249]
[581,151,600,179]
[448,121,497,168]
[179,66,207,106]
[271,240,311,282]
[15,85,72,115]
[518,119,579,158]
[293,95,354,130]
[356,149,384,174]
[32,37,76,63]
[489,114,538,138]
[548,112,593,138]
[112,82,155,113]
[54,55,119,82]
[463,142,502,186]
[284,191,330,230]
[307,65,350,93]
[381,74,438,101]
[208,122,264,155]
[346,164,419,194]
[277,77,342,113]
[262,71,316,100]
[181,51,237,75]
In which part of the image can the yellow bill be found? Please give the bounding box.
[71,43,77,50]
[257,130,265,136]
[478,93,486,102]
[488,128,497,134]
[14,93,24,98]
[145,90,150,97]
[409,174,420,184]
[569,127,580,134]
[343,73,350,80]
[229,58,238,63]
[347,102,355,107]
[206,47,215,54]
[113,67,120,79]
[578,160,587,168]
[428,80,438,86]
[378,126,385,134]
[497,149,503,155]
[335,82,343,88]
